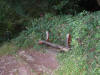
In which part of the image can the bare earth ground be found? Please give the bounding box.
[0,49,59,75]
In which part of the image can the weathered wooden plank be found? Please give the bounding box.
[39,40,69,52]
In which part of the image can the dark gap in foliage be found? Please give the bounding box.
[79,0,100,11]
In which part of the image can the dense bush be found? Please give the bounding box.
[14,11,100,52]
[0,0,30,42]
[0,0,81,43]
[49,0,80,14]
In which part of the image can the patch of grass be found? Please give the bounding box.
[54,52,100,75]
[54,54,87,75]
[0,42,18,56]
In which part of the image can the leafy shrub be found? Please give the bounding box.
[14,11,100,51]
[0,0,30,42]
[49,0,80,14]
[0,0,81,43]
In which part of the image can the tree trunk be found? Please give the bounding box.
[97,0,100,6]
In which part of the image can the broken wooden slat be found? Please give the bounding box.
[46,31,49,41]
[39,40,69,52]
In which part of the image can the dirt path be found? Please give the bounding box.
[0,49,59,75]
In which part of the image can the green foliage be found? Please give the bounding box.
[50,0,80,14]
[0,0,81,43]
[0,42,18,56]
[54,51,100,75]
[0,1,99,74]
[13,11,100,74]
[54,54,88,75]
[0,0,31,42]
[14,11,100,51]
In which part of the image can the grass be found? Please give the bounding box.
[54,52,100,75]
[0,11,100,74]
[0,42,18,56]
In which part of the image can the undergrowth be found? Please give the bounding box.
[0,11,100,74]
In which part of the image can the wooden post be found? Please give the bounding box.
[66,33,71,48]
[46,31,49,41]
